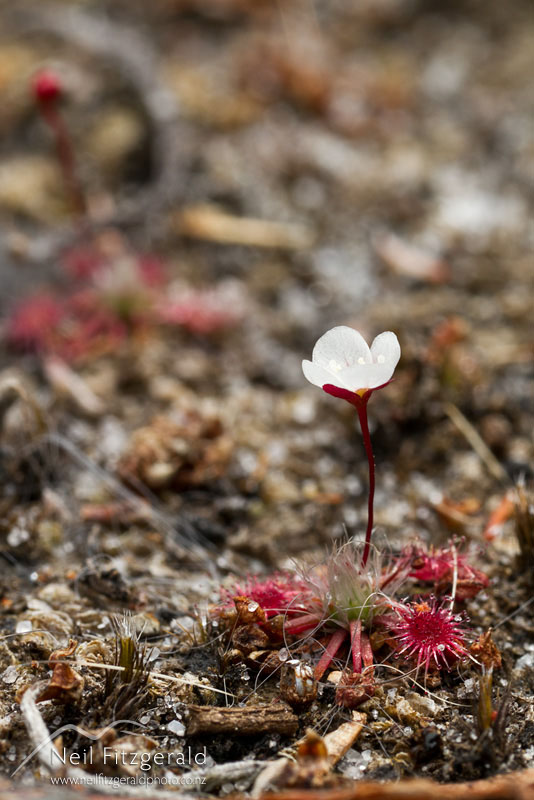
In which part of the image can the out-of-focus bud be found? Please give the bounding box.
[32,69,63,104]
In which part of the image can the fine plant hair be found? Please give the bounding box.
[293,537,408,627]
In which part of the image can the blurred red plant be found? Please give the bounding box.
[7,289,127,363]
[7,255,242,362]
[7,293,64,351]
[61,246,106,282]
[157,283,243,335]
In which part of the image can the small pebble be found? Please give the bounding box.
[278,648,289,662]
[515,652,534,670]
[167,720,185,736]
[2,666,18,685]
[16,620,32,634]
[7,527,30,547]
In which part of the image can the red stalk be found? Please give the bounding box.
[40,102,85,216]
[314,628,346,681]
[356,399,375,568]
[323,385,378,568]
[283,613,320,635]
[361,632,374,672]
[349,619,362,673]
[33,72,86,218]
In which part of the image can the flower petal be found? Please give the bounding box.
[302,360,349,389]
[339,361,396,390]
[370,331,400,368]
[312,326,371,371]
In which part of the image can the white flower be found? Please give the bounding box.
[302,326,400,394]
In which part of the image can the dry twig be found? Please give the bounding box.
[177,204,314,249]
[323,711,366,766]
[252,770,534,800]
[186,704,299,737]
[444,402,508,483]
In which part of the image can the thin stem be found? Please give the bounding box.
[283,613,320,635]
[314,628,346,681]
[356,400,375,567]
[349,619,362,673]
[361,632,374,672]
[40,103,86,216]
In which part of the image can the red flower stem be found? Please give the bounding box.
[356,399,375,567]
[283,614,320,635]
[40,102,85,216]
[361,632,374,672]
[314,628,346,681]
[349,619,362,673]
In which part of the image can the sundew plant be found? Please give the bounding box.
[217,326,489,705]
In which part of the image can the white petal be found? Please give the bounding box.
[312,326,371,370]
[370,331,400,368]
[302,360,348,389]
[339,361,396,390]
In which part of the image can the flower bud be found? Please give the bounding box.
[33,70,63,104]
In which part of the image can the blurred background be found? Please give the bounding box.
[0,0,532,564]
